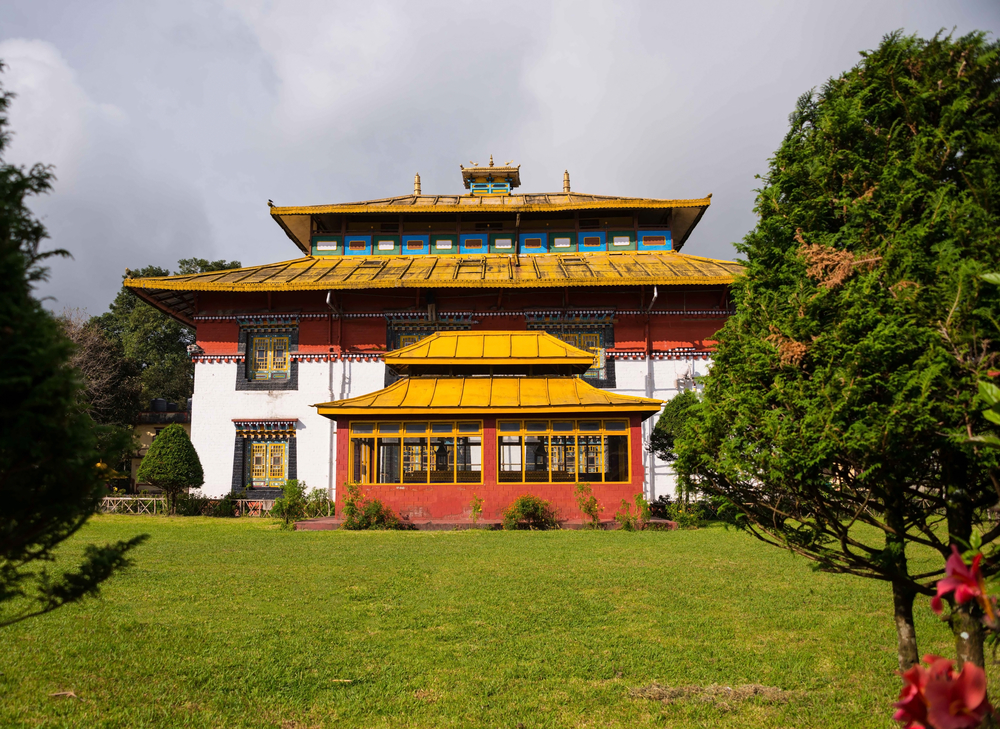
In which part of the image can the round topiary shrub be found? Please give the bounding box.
[136,424,204,514]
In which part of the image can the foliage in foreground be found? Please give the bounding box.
[574,482,602,527]
[340,483,402,530]
[136,424,204,514]
[614,494,651,531]
[502,494,559,530]
[0,65,145,627]
[675,31,1000,671]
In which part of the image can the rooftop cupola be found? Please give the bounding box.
[460,155,520,196]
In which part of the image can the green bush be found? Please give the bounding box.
[136,424,203,514]
[469,494,484,524]
[501,495,558,530]
[175,490,210,516]
[271,479,307,529]
[341,483,402,530]
[574,483,602,528]
[664,502,700,529]
[303,488,334,519]
[614,494,651,531]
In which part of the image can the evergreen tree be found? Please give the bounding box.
[0,65,146,627]
[676,31,1000,672]
[136,424,204,514]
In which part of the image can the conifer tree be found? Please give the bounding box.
[676,31,1000,671]
[136,424,204,514]
[0,65,146,627]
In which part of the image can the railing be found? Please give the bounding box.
[99,496,333,519]
[235,499,276,517]
[100,496,167,514]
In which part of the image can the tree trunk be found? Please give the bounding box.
[952,602,986,669]
[892,581,919,671]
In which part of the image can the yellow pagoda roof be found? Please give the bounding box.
[385,331,595,372]
[313,376,663,417]
[124,251,743,324]
[270,192,708,216]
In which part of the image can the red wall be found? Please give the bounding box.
[333,414,647,522]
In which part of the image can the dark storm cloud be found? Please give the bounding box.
[2,0,999,314]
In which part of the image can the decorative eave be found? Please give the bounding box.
[122,251,743,324]
[313,376,663,417]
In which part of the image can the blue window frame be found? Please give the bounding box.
[345,235,372,255]
[459,234,487,254]
[577,231,607,252]
[638,230,672,251]
[402,234,430,255]
[519,232,548,254]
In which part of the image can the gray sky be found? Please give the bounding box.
[4,0,1000,315]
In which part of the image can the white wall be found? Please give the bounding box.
[610,357,711,502]
[190,359,386,497]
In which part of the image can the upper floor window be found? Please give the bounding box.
[251,335,290,381]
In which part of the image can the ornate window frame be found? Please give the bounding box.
[235,318,299,391]
[231,419,298,495]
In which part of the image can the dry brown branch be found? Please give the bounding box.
[765,326,809,366]
[797,234,881,290]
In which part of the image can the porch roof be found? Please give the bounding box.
[313,376,663,417]
[385,331,595,374]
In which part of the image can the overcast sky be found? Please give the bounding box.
[3,1,1000,315]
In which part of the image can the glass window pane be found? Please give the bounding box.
[578,435,602,480]
[524,435,549,482]
[431,422,454,434]
[404,422,427,434]
[498,435,523,482]
[377,437,400,483]
[498,421,521,433]
[403,437,429,483]
[377,422,401,434]
[550,435,577,482]
[604,420,628,432]
[352,437,375,484]
[456,436,482,483]
[525,421,548,433]
[429,436,455,483]
[551,420,574,432]
[457,421,481,433]
[351,422,375,434]
[604,435,629,482]
[578,420,601,432]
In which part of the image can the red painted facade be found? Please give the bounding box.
[333,415,646,521]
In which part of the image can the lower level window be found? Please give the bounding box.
[350,421,482,485]
[249,441,287,487]
[497,419,629,483]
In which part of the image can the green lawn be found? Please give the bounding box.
[0,516,977,728]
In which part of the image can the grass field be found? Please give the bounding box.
[0,516,982,728]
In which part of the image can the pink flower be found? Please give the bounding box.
[894,660,931,728]
[931,546,985,615]
[894,655,993,729]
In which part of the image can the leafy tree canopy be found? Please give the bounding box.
[93,258,241,404]
[0,64,146,627]
[676,31,1000,670]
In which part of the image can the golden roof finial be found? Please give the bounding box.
[414,173,421,196]
[489,154,494,167]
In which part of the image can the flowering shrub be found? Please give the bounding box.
[574,483,602,527]
[501,495,558,530]
[341,482,402,530]
[894,655,992,729]
[893,540,998,728]
[614,494,651,531]
[469,494,484,525]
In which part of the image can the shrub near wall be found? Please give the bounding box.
[501,495,559,530]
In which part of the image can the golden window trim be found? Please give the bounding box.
[349,420,484,486]
[496,419,630,484]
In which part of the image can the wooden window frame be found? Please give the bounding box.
[495,419,630,484]
[250,335,291,381]
[348,421,484,485]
